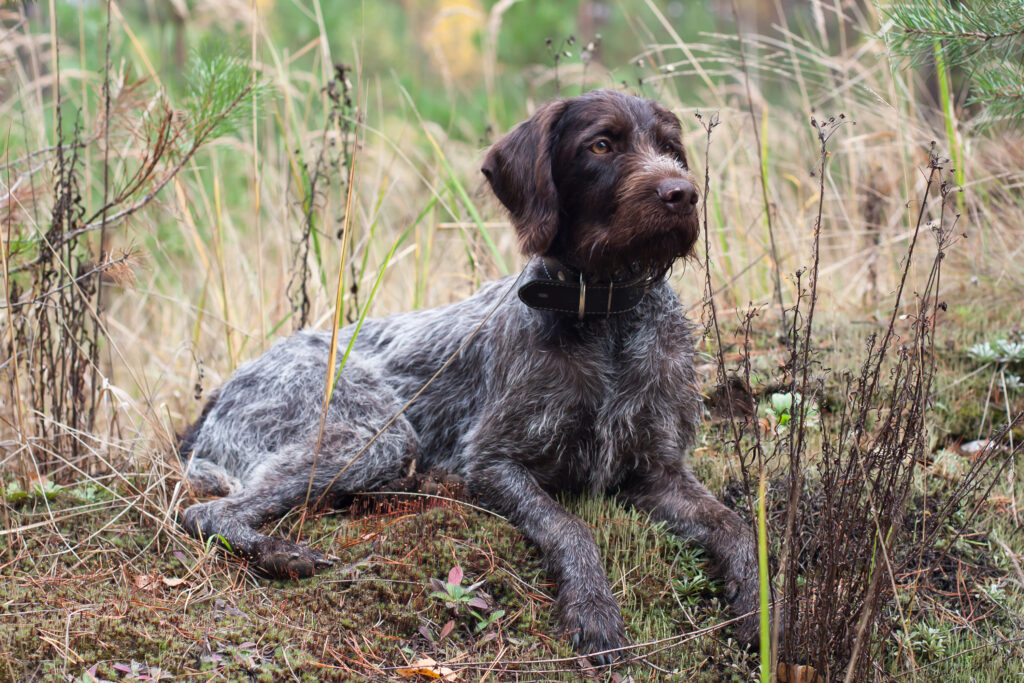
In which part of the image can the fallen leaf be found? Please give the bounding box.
[134,574,161,591]
[161,576,186,587]
[467,596,489,610]
[439,620,455,640]
[397,657,458,681]
[213,598,248,620]
[234,652,256,669]
[78,664,106,683]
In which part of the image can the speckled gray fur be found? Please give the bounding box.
[179,89,761,663]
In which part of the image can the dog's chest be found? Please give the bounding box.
[523,329,694,492]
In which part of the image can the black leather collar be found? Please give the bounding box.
[517,257,656,319]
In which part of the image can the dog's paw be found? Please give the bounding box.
[560,595,628,667]
[723,573,763,646]
[253,537,334,579]
[731,610,761,647]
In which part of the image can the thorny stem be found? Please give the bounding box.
[841,148,958,679]
[696,111,760,506]
[3,252,135,309]
[864,144,941,416]
[697,113,732,426]
[778,115,848,667]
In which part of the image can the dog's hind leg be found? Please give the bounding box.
[182,415,417,579]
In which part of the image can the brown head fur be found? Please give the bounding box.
[483,89,700,280]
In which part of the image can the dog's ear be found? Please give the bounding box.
[482,100,568,256]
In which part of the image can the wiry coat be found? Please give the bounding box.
[179,89,760,664]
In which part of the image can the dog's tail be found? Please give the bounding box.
[176,390,219,463]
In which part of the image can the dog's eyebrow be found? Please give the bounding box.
[653,105,683,127]
[577,116,631,140]
[655,126,682,143]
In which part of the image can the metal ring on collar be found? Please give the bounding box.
[578,273,586,321]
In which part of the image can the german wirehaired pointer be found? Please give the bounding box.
[178,89,760,663]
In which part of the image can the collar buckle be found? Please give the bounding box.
[577,273,586,321]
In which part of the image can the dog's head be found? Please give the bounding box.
[482,89,700,279]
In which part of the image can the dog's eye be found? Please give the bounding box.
[661,142,676,154]
[589,140,611,154]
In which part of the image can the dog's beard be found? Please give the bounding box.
[571,206,699,281]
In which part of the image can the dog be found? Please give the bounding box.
[178,88,761,664]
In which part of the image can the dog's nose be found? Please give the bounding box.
[657,178,698,212]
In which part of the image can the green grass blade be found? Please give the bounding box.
[758,471,771,683]
[397,85,509,274]
[333,219,419,385]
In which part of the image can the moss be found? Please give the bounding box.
[5,310,1023,682]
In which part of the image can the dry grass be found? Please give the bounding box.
[2,0,1023,680]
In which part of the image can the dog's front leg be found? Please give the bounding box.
[622,462,761,644]
[469,457,626,665]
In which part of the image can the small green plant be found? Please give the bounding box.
[73,667,102,683]
[110,661,172,681]
[763,391,819,430]
[895,624,950,662]
[3,478,63,504]
[966,338,1024,396]
[966,339,1024,365]
[70,481,109,503]
[1003,375,1024,391]
[981,579,1008,604]
[673,560,713,602]
[428,565,504,634]
[428,565,488,612]
[473,608,505,633]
